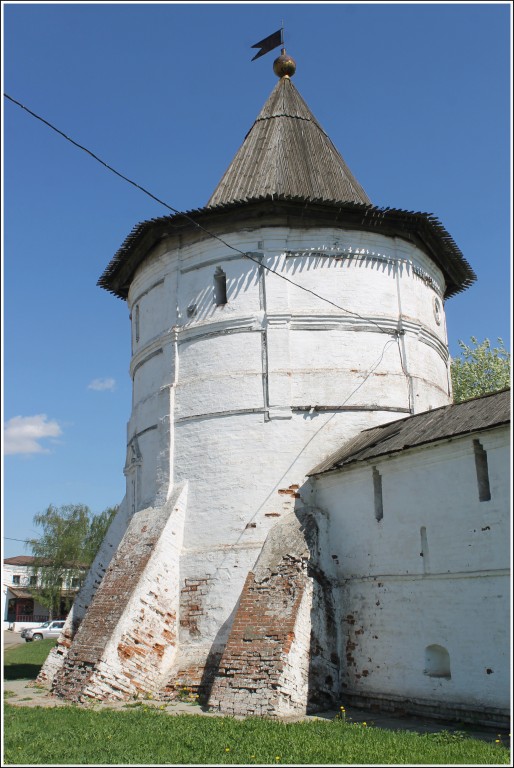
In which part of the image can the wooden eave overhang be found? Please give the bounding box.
[98,196,476,300]
[8,587,34,599]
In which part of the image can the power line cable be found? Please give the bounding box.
[220,333,399,565]
[4,537,34,543]
[4,92,393,336]
[342,336,398,407]
[4,100,411,591]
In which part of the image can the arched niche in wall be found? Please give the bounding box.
[424,644,451,679]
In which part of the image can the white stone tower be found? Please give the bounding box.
[41,51,475,711]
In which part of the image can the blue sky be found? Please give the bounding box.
[2,2,512,559]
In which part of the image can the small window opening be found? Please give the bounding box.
[473,439,491,502]
[29,575,37,586]
[12,575,21,585]
[420,526,429,573]
[424,644,451,679]
[135,304,140,343]
[214,267,227,306]
[373,467,383,521]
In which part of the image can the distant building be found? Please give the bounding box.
[3,555,86,629]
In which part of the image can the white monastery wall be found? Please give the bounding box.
[39,220,459,696]
[126,224,451,505]
[119,223,453,678]
[312,426,510,715]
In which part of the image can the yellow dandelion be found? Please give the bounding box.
[225,748,230,752]
[495,739,501,743]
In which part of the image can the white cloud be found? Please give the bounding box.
[88,377,116,392]
[4,414,63,455]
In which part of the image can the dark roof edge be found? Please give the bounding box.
[308,388,511,477]
[310,418,509,478]
[98,196,477,300]
[3,555,89,568]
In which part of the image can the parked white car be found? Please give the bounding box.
[23,620,65,642]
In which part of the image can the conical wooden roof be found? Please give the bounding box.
[207,76,371,207]
[99,69,477,302]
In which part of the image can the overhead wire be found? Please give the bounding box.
[4,95,411,561]
[4,92,394,337]
[220,332,399,565]
[4,537,34,543]
[342,336,398,408]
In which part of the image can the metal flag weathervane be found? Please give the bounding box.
[251,25,284,61]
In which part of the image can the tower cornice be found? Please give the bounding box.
[98,197,476,301]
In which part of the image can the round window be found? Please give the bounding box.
[433,296,442,325]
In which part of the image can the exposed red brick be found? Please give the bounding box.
[208,556,308,716]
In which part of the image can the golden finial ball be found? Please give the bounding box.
[273,53,296,78]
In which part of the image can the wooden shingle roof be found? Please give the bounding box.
[98,74,476,301]
[309,389,511,476]
[207,76,371,207]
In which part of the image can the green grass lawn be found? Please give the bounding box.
[3,706,510,765]
[3,642,510,765]
[4,638,56,680]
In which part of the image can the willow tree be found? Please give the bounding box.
[27,503,117,618]
[451,337,510,404]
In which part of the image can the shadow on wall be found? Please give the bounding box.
[306,556,340,712]
[298,496,340,714]
[199,487,341,716]
[198,603,240,698]
[182,253,400,326]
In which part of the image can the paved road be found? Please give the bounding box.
[3,630,25,648]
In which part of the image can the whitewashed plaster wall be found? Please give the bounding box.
[121,223,453,675]
[311,426,510,713]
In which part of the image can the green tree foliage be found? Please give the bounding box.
[451,337,511,404]
[27,503,117,617]
[83,506,118,563]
